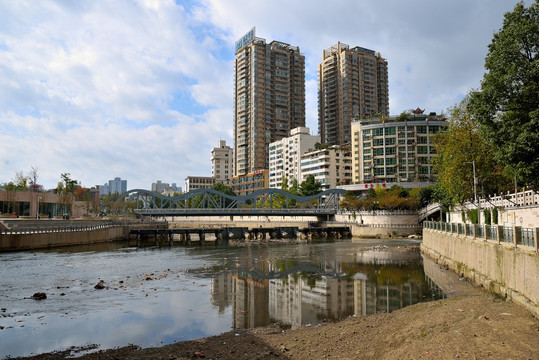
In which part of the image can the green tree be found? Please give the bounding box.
[211,182,236,208]
[211,182,235,196]
[469,1,539,187]
[57,173,78,216]
[60,173,78,193]
[289,178,299,196]
[432,98,506,204]
[418,186,435,208]
[299,175,322,197]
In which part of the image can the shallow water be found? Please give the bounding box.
[0,239,447,358]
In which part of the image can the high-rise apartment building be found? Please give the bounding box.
[268,127,320,189]
[99,177,127,196]
[211,140,233,184]
[318,42,389,145]
[351,110,446,184]
[234,27,306,177]
[151,180,169,193]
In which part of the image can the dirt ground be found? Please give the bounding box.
[15,291,539,360]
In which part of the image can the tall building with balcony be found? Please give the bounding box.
[234,27,306,177]
[318,42,389,145]
[268,127,320,189]
[300,145,352,191]
[351,110,447,184]
[211,140,233,185]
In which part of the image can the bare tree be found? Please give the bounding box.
[28,166,42,192]
[4,182,17,214]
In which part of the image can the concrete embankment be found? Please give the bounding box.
[0,219,166,252]
[421,228,539,316]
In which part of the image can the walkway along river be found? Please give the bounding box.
[0,238,457,358]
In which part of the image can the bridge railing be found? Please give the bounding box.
[134,208,338,215]
[424,221,538,253]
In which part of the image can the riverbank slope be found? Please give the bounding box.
[16,291,539,360]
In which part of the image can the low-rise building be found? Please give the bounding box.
[269,127,320,189]
[231,170,269,196]
[185,176,215,193]
[300,145,352,191]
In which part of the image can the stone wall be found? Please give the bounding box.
[421,229,539,316]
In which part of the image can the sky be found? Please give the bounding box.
[0,0,527,190]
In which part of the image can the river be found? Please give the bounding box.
[0,238,448,358]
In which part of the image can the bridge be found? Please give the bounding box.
[117,188,346,217]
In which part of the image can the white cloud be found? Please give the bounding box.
[0,0,526,190]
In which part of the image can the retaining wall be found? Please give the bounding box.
[0,226,127,252]
[350,224,421,238]
[421,229,539,316]
[335,211,419,225]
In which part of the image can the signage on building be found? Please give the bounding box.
[253,170,262,175]
[364,183,386,189]
[235,27,256,54]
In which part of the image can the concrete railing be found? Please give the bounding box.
[0,224,119,235]
[457,189,539,211]
[424,221,538,253]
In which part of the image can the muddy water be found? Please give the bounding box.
[0,239,450,358]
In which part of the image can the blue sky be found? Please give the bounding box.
[0,0,526,190]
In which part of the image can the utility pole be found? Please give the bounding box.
[465,161,480,225]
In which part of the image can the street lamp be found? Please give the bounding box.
[464,161,480,225]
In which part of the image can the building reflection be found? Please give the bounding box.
[210,247,445,329]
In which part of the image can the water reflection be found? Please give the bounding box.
[0,239,452,358]
[210,242,444,329]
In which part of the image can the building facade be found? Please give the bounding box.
[231,170,269,196]
[318,42,389,145]
[351,111,447,184]
[211,140,233,185]
[268,127,320,189]
[300,145,352,191]
[185,176,215,193]
[234,27,306,177]
[151,181,180,194]
[151,180,169,193]
[100,177,127,197]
